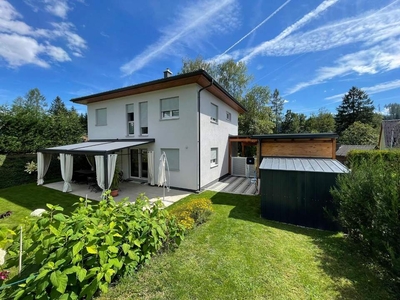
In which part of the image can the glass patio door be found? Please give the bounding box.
[130,149,148,179]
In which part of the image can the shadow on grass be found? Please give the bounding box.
[210,192,400,299]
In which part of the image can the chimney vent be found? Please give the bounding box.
[163,68,172,78]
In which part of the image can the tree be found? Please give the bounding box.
[338,121,378,145]
[335,87,375,135]
[239,85,274,135]
[270,89,285,133]
[281,110,307,134]
[384,103,400,120]
[49,96,68,116]
[305,108,335,133]
[179,56,252,100]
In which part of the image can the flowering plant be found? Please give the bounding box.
[24,161,37,174]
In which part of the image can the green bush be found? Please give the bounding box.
[347,149,400,167]
[3,193,185,299]
[331,157,400,275]
[169,198,213,230]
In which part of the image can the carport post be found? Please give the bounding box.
[103,154,108,191]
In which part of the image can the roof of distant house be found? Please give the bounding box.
[71,69,246,113]
[336,145,375,157]
[380,119,400,148]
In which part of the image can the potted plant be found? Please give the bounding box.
[110,166,121,197]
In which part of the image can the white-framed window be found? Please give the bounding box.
[161,148,179,171]
[127,104,134,135]
[96,108,107,126]
[211,147,218,167]
[139,102,148,135]
[226,111,231,121]
[161,97,179,119]
[210,103,218,123]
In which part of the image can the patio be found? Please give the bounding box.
[44,180,192,207]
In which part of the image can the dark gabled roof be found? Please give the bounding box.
[252,133,338,139]
[70,69,246,113]
[336,145,375,156]
[380,119,400,148]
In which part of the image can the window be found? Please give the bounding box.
[127,104,134,135]
[161,97,179,119]
[139,102,148,135]
[96,108,107,126]
[211,148,218,167]
[226,111,231,121]
[161,148,179,171]
[210,103,218,123]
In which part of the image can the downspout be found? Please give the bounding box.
[197,80,214,192]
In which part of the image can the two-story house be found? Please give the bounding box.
[39,69,246,192]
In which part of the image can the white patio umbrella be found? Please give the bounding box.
[158,151,170,201]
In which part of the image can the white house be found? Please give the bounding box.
[38,69,246,192]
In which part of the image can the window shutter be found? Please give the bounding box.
[127,104,134,113]
[140,102,148,127]
[96,108,107,125]
[161,97,179,111]
[211,148,217,160]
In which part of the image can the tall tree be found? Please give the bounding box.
[270,89,285,133]
[338,121,378,145]
[335,87,374,135]
[179,56,252,100]
[281,110,307,134]
[305,108,335,133]
[49,96,68,116]
[239,85,274,135]
[384,103,400,120]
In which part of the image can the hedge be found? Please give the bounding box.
[347,149,400,167]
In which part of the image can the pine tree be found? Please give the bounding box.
[335,87,374,135]
[270,89,285,133]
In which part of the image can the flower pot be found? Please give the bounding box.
[110,189,119,197]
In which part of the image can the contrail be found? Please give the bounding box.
[219,0,291,57]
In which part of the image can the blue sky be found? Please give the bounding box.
[0,0,399,115]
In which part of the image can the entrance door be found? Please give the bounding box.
[130,149,148,178]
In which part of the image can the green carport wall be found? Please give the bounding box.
[260,157,349,231]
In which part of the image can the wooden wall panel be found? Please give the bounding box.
[261,140,334,158]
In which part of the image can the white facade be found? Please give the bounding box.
[86,83,239,191]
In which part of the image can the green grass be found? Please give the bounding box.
[0,183,81,229]
[98,191,399,300]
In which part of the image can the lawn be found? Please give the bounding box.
[0,183,81,229]
[98,191,398,300]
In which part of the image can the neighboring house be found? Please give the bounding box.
[40,69,246,192]
[379,119,400,149]
[336,145,375,164]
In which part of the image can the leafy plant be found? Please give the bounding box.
[24,161,37,174]
[170,198,213,230]
[4,193,185,299]
[331,156,400,275]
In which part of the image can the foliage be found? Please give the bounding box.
[346,149,400,166]
[169,198,213,229]
[4,194,185,299]
[384,103,400,120]
[0,89,85,154]
[110,165,121,190]
[331,156,400,275]
[281,110,307,133]
[305,108,335,133]
[338,121,378,145]
[335,87,375,135]
[239,85,274,135]
[270,89,285,133]
[0,154,62,189]
[179,56,251,100]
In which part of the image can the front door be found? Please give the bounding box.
[130,149,148,179]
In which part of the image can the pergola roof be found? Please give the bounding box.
[39,139,155,155]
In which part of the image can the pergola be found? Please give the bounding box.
[37,139,155,192]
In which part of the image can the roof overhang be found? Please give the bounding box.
[39,139,155,155]
[252,133,338,140]
[71,70,246,114]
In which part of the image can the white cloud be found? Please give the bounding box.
[120,0,240,76]
[0,1,85,68]
[25,0,71,19]
[240,0,340,62]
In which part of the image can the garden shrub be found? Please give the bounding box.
[169,198,213,230]
[331,155,400,275]
[347,149,400,167]
[3,193,185,299]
